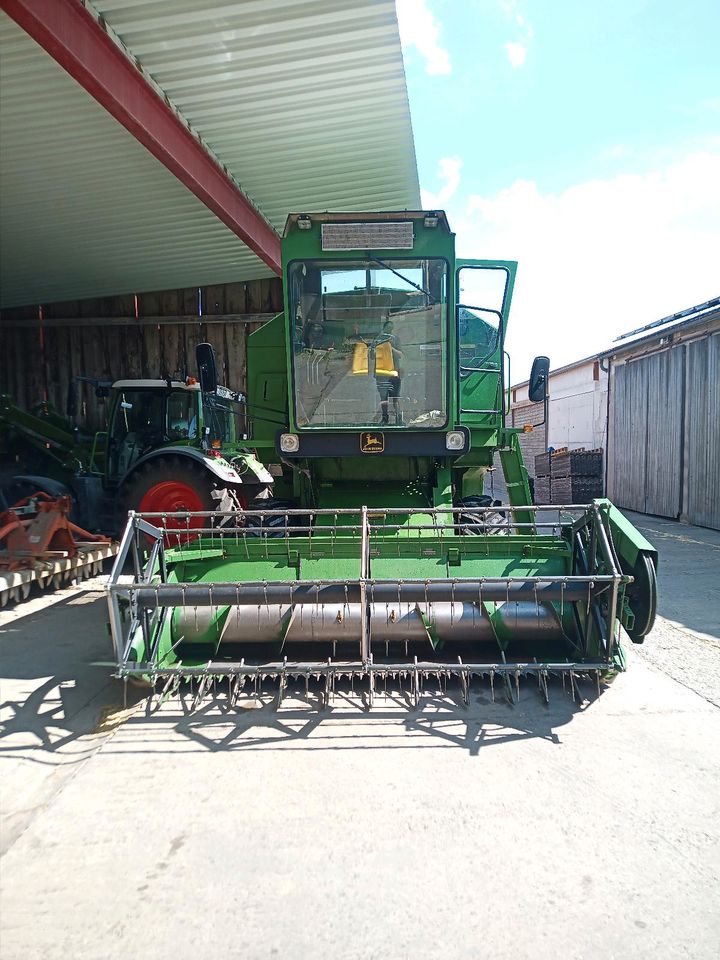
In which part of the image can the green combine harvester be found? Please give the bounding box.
[108,211,658,705]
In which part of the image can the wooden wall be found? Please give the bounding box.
[0,278,282,430]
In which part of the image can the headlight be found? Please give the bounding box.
[280,433,300,453]
[445,431,465,451]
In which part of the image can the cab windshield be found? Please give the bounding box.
[202,395,246,445]
[289,258,448,428]
[108,388,198,478]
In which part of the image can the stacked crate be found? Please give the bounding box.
[534,449,603,504]
[533,456,552,504]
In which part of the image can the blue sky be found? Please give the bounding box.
[396,0,720,375]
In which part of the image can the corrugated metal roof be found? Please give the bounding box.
[601,303,720,358]
[0,0,419,309]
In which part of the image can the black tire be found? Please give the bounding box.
[120,456,218,527]
[458,495,506,535]
[244,498,309,538]
[625,553,658,643]
[1,476,72,510]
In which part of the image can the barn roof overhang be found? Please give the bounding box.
[600,300,720,361]
[511,298,720,390]
[0,0,420,310]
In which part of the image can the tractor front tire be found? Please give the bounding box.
[120,456,218,531]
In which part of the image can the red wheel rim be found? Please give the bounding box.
[139,481,206,544]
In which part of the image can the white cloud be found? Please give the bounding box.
[421,156,462,208]
[500,1,533,67]
[504,42,527,68]
[438,151,720,375]
[395,0,451,75]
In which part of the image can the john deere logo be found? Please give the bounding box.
[361,432,384,453]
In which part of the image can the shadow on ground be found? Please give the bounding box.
[0,589,138,766]
[102,669,596,756]
[0,589,597,759]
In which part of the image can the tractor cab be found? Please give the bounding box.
[105,376,247,484]
[106,381,200,481]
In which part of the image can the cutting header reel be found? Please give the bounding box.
[108,498,650,708]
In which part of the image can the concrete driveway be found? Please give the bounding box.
[1,513,718,960]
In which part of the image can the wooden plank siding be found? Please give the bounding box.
[0,279,282,430]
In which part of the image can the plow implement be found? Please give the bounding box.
[108,501,653,707]
[0,492,117,607]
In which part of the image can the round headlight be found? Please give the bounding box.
[445,431,465,451]
[280,433,300,453]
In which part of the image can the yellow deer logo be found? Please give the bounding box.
[361,432,385,453]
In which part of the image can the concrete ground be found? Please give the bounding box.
[623,511,720,707]
[1,514,719,960]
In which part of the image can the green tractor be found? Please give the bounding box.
[108,210,658,705]
[0,360,272,533]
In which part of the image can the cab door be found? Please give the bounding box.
[456,259,516,425]
[105,388,168,482]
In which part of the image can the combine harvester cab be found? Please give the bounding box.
[108,212,658,706]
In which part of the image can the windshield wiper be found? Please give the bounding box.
[369,257,438,304]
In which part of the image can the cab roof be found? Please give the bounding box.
[283,210,451,237]
[111,380,198,390]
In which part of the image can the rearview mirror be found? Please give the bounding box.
[528,355,550,403]
[196,342,218,394]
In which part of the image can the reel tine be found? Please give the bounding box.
[539,669,550,706]
[573,669,588,705]
[499,652,514,704]
[157,673,179,708]
[276,672,287,709]
[323,658,333,709]
[191,665,212,712]
[457,657,468,707]
[231,661,247,707]
[145,679,157,716]
[275,658,288,710]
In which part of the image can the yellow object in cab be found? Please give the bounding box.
[351,341,397,377]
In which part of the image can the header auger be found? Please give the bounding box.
[107,211,658,708]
